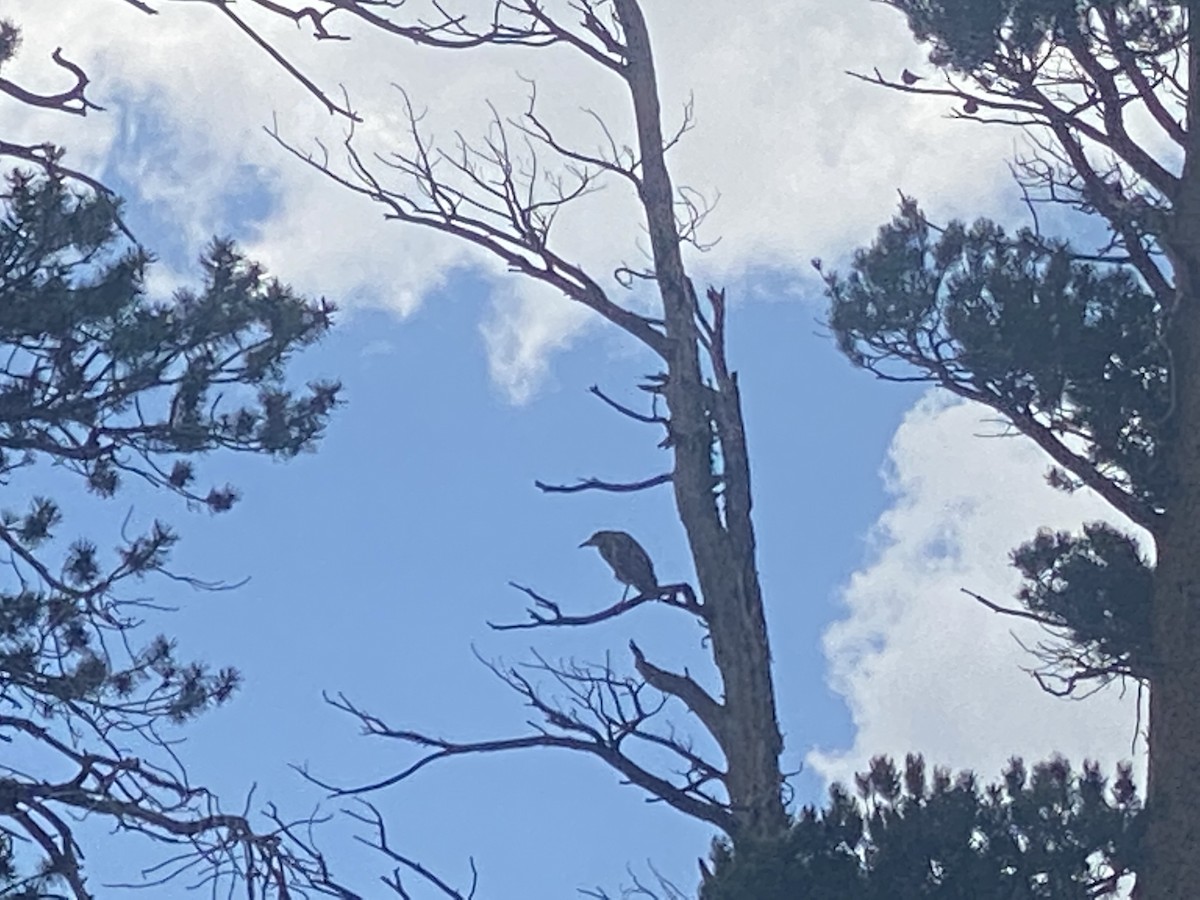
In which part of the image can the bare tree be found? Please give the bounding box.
[73,0,791,884]
[267,0,790,855]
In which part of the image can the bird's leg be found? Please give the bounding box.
[621,583,631,602]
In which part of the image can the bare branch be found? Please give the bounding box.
[961,587,1063,627]
[265,90,671,356]
[628,640,725,746]
[0,713,311,898]
[579,860,691,900]
[212,2,360,120]
[0,47,100,115]
[534,473,671,494]
[962,588,1144,701]
[590,383,667,425]
[346,801,478,900]
[306,677,737,834]
[490,580,702,631]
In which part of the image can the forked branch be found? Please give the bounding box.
[490,580,702,630]
[305,652,736,835]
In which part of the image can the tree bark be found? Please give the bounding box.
[614,0,787,843]
[1143,13,1200,897]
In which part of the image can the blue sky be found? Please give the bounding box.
[2,2,1147,897]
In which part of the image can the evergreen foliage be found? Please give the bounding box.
[821,200,1160,693]
[705,755,1140,900]
[0,169,339,894]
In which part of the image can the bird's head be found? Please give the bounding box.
[579,530,615,550]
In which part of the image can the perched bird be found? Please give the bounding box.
[901,68,922,85]
[580,530,659,600]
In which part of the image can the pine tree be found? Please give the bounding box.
[705,755,1141,899]
[0,169,339,895]
[819,3,1195,894]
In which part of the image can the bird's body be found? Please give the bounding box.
[580,530,659,599]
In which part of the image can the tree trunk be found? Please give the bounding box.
[614,0,787,843]
[1144,277,1200,897]
[1144,16,1200,895]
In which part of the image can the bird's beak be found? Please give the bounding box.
[579,538,593,548]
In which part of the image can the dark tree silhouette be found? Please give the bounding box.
[702,755,1141,900]
[0,169,341,894]
[0,19,356,896]
[821,2,1194,895]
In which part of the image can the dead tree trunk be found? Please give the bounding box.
[613,0,786,841]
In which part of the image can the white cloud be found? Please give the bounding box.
[3,0,1028,399]
[480,278,592,403]
[810,392,1149,789]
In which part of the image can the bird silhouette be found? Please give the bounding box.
[901,68,922,85]
[580,530,660,600]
